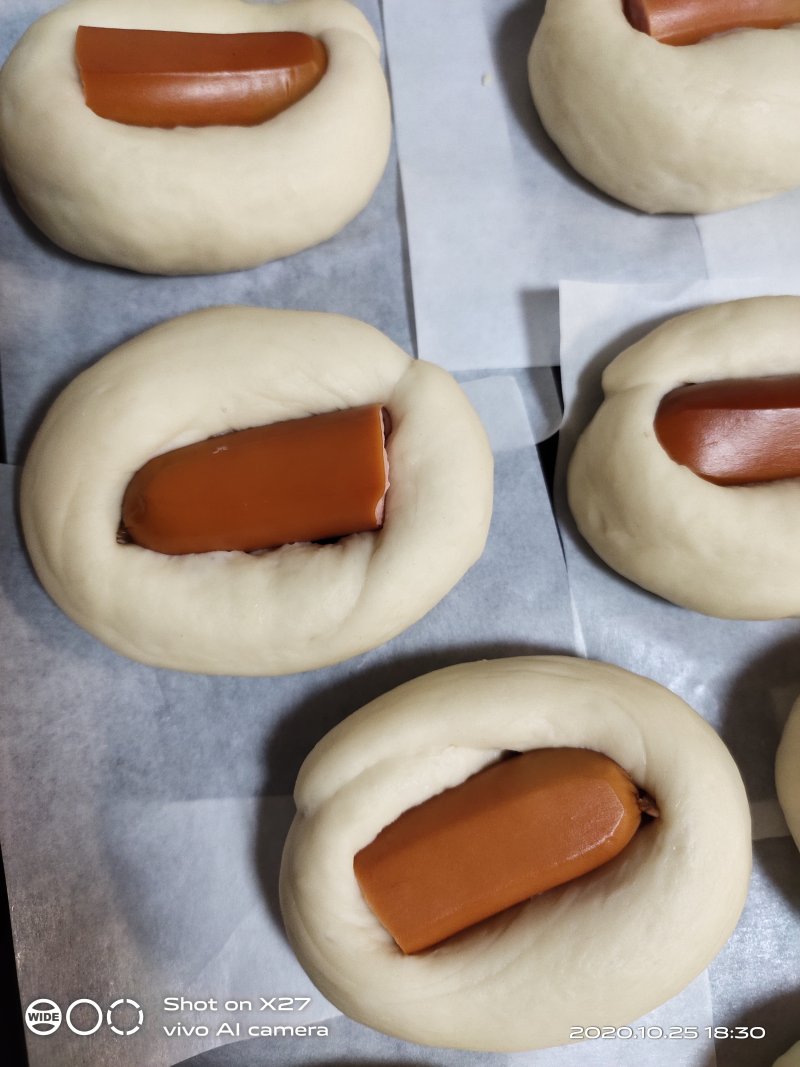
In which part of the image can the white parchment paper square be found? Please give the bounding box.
[384,0,800,380]
[382,0,706,374]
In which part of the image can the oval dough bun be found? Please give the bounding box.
[568,296,800,619]
[777,695,800,852]
[280,656,751,1051]
[0,0,391,274]
[20,307,493,675]
[529,0,800,214]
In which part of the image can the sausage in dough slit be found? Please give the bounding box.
[20,307,494,675]
[280,656,750,1050]
[529,0,800,214]
[0,0,391,273]
[568,296,800,618]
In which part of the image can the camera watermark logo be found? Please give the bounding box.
[25,999,61,1036]
[24,997,143,1037]
[66,1000,103,1037]
[107,998,144,1036]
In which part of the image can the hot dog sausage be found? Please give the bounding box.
[354,747,655,954]
[121,404,388,554]
[624,0,800,46]
[76,26,327,127]
[655,376,800,485]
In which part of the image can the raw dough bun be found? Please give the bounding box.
[280,656,751,1051]
[568,297,800,619]
[528,0,800,214]
[777,695,800,851]
[776,1042,800,1067]
[0,0,391,274]
[20,307,493,675]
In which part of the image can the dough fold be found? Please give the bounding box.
[569,297,800,619]
[21,307,493,674]
[0,0,391,273]
[529,0,800,213]
[280,656,751,1051]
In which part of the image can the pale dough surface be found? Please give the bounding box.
[777,696,800,852]
[20,307,493,675]
[0,0,391,274]
[279,656,751,1051]
[529,0,800,214]
[776,1041,800,1067]
[569,297,800,619]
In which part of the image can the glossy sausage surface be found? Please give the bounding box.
[121,404,388,555]
[354,747,650,954]
[76,26,328,127]
[655,376,800,485]
[624,0,800,45]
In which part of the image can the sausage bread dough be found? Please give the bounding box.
[279,656,751,1051]
[528,0,800,214]
[20,307,493,675]
[569,297,800,619]
[0,0,391,274]
[776,1041,800,1067]
[776,695,800,852]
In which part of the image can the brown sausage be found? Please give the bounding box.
[654,376,800,485]
[121,405,389,555]
[624,0,800,46]
[353,748,654,954]
[75,26,328,127]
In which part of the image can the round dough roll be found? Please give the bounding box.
[0,0,391,274]
[280,656,751,1051]
[568,296,800,619]
[20,307,493,675]
[777,695,800,852]
[529,0,800,214]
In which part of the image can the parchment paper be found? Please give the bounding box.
[383,0,800,380]
[382,0,705,376]
[0,370,577,1067]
